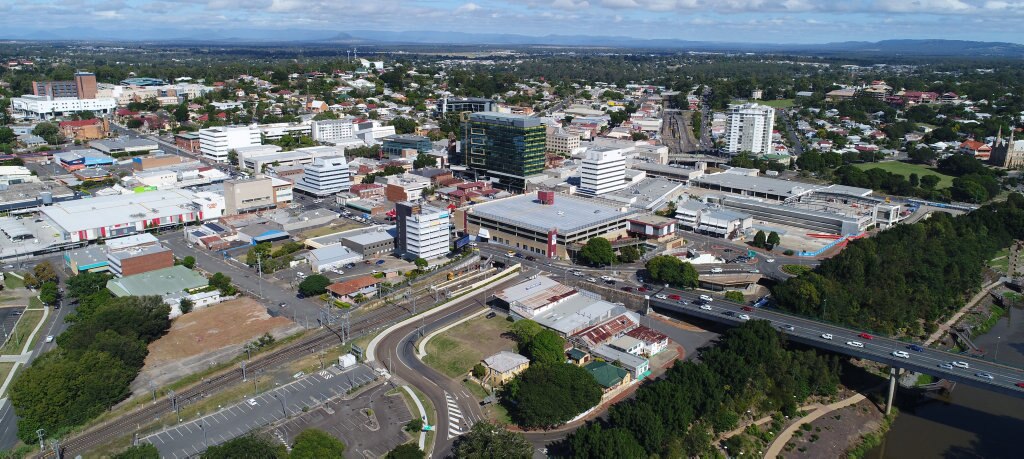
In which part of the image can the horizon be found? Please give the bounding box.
[1,0,1022,45]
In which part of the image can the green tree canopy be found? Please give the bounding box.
[201,434,287,459]
[298,274,331,297]
[385,443,425,459]
[644,256,699,289]
[290,429,345,459]
[39,281,59,305]
[112,444,160,459]
[753,230,767,248]
[766,231,781,249]
[578,237,615,267]
[181,256,196,269]
[452,421,533,459]
[502,363,602,428]
[525,330,566,365]
[509,319,542,344]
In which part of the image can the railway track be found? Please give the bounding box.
[48,299,420,458]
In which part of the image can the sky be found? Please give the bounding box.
[1,0,1022,44]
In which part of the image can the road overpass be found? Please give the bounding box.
[645,288,1024,411]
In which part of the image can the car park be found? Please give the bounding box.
[700,304,713,311]
[952,361,969,369]
[846,341,865,348]
[247,398,258,406]
[975,372,994,380]
[892,351,910,359]
[821,333,833,340]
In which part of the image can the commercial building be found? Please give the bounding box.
[306,245,363,273]
[53,149,115,171]
[107,243,174,277]
[381,134,432,158]
[578,148,627,196]
[436,97,495,116]
[547,128,581,156]
[591,344,649,379]
[311,119,356,144]
[90,138,159,156]
[39,189,224,243]
[725,103,775,155]
[64,245,109,273]
[294,156,351,197]
[341,227,395,256]
[0,166,38,186]
[224,178,277,215]
[383,173,431,202]
[354,120,396,144]
[174,132,201,153]
[33,72,97,99]
[692,172,822,202]
[718,195,870,235]
[675,200,753,238]
[457,191,634,259]
[463,112,546,192]
[59,118,108,141]
[257,122,311,141]
[199,126,261,162]
[132,154,195,171]
[626,214,677,241]
[11,95,117,120]
[396,202,450,261]
[105,265,207,299]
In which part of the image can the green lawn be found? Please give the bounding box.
[760,99,795,108]
[422,314,515,379]
[852,161,955,189]
[0,309,44,355]
[3,274,24,289]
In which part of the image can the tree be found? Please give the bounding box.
[724,291,745,303]
[246,242,273,269]
[67,271,112,298]
[179,297,194,314]
[227,149,238,165]
[385,443,425,459]
[290,428,345,459]
[509,319,542,344]
[202,434,287,459]
[578,237,615,267]
[126,119,144,129]
[0,126,15,145]
[502,363,602,428]
[630,132,649,141]
[920,174,941,190]
[618,245,641,263]
[209,272,236,295]
[112,444,160,459]
[413,153,437,169]
[766,231,781,250]
[452,421,533,459]
[644,256,699,289]
[568,424,645,459]
[32,122,63,145]
[39,281,59,305]
[390,116,418,135]
[405,418,424,433]
[414,258,428,270]
[753,230,767,248]
[181,256,196,269]
[525,330,566,365]
[298,274,331,297]
[33,261,58,286]
[909,173,920,187]
[313,111,339,120]
[173,103,190,123]
[472,363,487,379]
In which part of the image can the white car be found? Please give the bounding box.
[710,267,723,274]
[846,341,865,348]
[654,294,668,300]
[952,361,969,369]
[600,275,613,281]
[766,258,776,263]
[587,277,597,283]
[892,351,910,359]
[821,333,833,340]
[975,372,994,380]
[699,304,713,311]
[469,242,478,247]
[737,313,751,321]
[45,335,54,343]
[699,295,713,302]
[247,398,258,406]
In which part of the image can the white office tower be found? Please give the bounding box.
[725,103,775,155]
[294,156,351,197]
[578,148,627,196]
[311,119,356,144]
[199,126,261,162]
[397,202,450,261]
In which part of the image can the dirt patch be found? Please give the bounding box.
[782,398,883,458]
[133,297,302,394]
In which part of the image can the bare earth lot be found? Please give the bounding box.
[133,297,302,394]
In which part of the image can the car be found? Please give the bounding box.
[278,302,287,309]
[699,295,713,302]
[655,294,668,300]
[975,372,994,380]
[572,271,584,276]
[668,294,681,301]
[780,324,795,331]
[741,306,754,311]
[604,279,616,285]
[908,344,925,352]
[892,351,910,359]
[938,363,954,370]
[710,267,723,273]
[700,304,713,311]
[514,253,524,258]
[952,361,969,369]
[371,270,380,274]
[1016,382,1024,389]
[846,341,865,348]
[737,314,751,321]
[293,371,305,379]
[600,275,613,281]
[587,277,597,283]
[525,255,536,261]
[722,310,734,316]
[858,333,874,340]
[506,251,515,257]
[376,259,386,265]
[469,242,478,247]
[637,287,648,292]
[485,312,497,319]
[621,286,635,292]
[821,333,833,340]
[723,248,733,253]
[748,269,761,274]
[344,263,356,269]
[247,398,258,406]
[766,258,776,263]
[45,335,54,343]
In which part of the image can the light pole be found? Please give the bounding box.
[198,418,208,448]
[273,392,288,418]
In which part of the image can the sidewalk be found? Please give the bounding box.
[762,394,866,458]
[924,279,1002,346]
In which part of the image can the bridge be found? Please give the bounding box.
[644,288,1024,412]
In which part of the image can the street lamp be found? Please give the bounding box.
[272,392,288,418]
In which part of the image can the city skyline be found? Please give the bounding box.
[1,0,1023,44]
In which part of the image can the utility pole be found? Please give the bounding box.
[256,252,264,299]
[35,429,45,451]
[241,361,247,382]
[198,418,208,448]
[273,392,288,418]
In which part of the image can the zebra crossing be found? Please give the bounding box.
[445,392,473,439]
[319,369,333,380]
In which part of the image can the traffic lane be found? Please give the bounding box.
[649,297,1024,390]
[0,400,19,452]
[145,365,378,458]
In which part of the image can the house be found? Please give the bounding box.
[624,326,669,356]
[567,348,591,366]
[591,344,650,379]
[584,361,632,393]
[481,351,530,386]
[959,140,992,160]
[326,276,382,303]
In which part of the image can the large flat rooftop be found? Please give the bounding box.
[694,172,825,198]
[466,193,634,234]
[40,189,200,233]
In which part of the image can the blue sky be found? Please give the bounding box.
[1,0,1022,43]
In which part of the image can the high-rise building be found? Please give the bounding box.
[311,119,356,144]
[198,126,261,163]
[578,148,627,196]
[294,156,351,197]
[725,103,775,155]
[546,128,581,156]
[32,72,97,99]
[396,201,450,261]
[464,112,546,192]
[436,97,495,116]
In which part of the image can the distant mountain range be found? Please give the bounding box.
[4,27,1024,57]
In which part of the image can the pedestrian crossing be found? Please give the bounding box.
[319,369,333,380]
[445,391,473,439]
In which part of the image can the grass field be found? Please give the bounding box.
[0,363,14,392]
[852,161,955,189]
[422,314,515,379]
[3,275,24,289]
[782,265,814,276]
[989,248,1010,274]
[761,99,795,108]
[0,309,44,355]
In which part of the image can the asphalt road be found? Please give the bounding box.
[143,364,377,458]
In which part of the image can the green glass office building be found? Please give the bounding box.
[464,112,546,192]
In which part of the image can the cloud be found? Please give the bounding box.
[455,2,482,13]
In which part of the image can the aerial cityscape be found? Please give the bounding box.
[1,1,1024,459]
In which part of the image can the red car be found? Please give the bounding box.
[1016,382,1024,389]
[859,333,874,340]
[620,287,634,292]
[637,287,648,292]
[668,294,681,301]
[741,306,754,312]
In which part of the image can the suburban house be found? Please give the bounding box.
[584,361,632,394]
[326,276,382,303]
[481,351,530,386]
[625,326,670,357]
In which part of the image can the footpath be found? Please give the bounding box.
[924,279,1002,346]
[761,394,866,459]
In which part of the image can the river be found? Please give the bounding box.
[867,303,1024,459]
